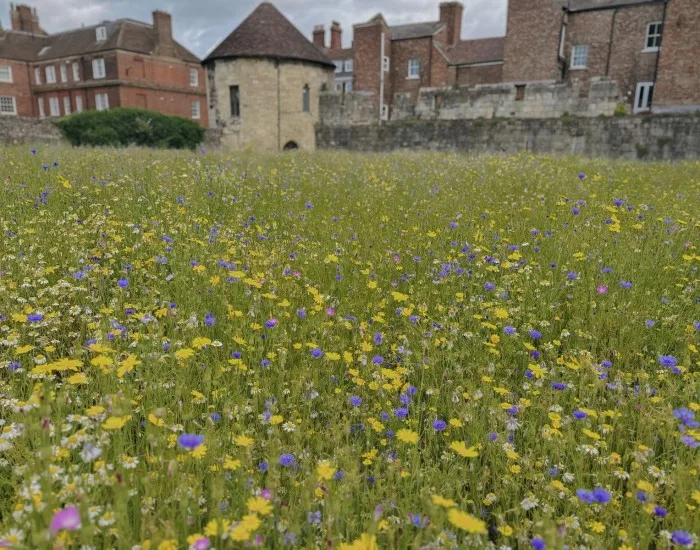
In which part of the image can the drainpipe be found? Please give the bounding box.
[605,8,618,76]
[276,58,281,151]
[651,0,669,111]
[379,31,385,122]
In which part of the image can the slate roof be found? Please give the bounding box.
[568,0,661,12]
[0,20,199,63]
[444,37,505,66]
[204,2,335,68]
[326,47,353,61]
[390,21,445,41]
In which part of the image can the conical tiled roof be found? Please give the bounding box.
[204,2,334,68]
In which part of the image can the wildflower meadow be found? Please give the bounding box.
[0,147,698,550]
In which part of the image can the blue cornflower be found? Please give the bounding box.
[636,491,647,502]
[297,308,306,318]
[576,489,595,503]
[265,318,278,328]
[646,319,656,327]
[551,382,567,390]
[601,360,612,368]
[592,487,611,503]
[204,312,216,327]
[177,433,204,450]
[210,412,221,423]
[258,461,268,472]
[503,325,517,335]
[573,410,587,420]
[372,355,384,364]
[531,538,546,550]
[529,329,542,340]
[653,506,668,518]
[27,313,43,322]
[671,531,694,546]
[117,278,128,288]
[349,396,363,407]
[374,332,383,345]
[432,419,447,431]
[658,355,678,368]
[620,280,632,288]
[567,271,579,280]
[279,453,295,467]
[73,271,86,280]
[260,359,271,368]
[673,408,698,428]
[484,282,495,291]
[310,348,323,358]
[394,407,408,418]
[7,361,21,372]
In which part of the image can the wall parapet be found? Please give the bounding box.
[0,117,66,146]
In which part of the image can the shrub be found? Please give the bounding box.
[56,108,204,150]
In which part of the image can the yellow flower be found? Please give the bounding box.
[148,414,165,427]
[102,415,131,430]
[316,461,336,481]
[192,445,207,459]
[431,495,457,508]
[15,345,33,355]
[269,415,283,425]
[448,509,487,534]
[192,337,212,349]
[234,435,254,447]
[223,457,241,470]
[175,348,195,360]
[339,533,378,550]
[588,521,605,534]
[582,429,601,440]
[449,441,479,458]
[246,496,272,515]
[67,373,88,385]
[157,540,177,550]
[396,429,419,444]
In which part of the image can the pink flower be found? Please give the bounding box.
[192,537,211,550]
[260,488,272,499]
[50,505,81,534]
[326,308,335,316]
[597,285,608,294]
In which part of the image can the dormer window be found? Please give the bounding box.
[96,26,107,42]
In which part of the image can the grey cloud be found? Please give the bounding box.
[0,0,506,58]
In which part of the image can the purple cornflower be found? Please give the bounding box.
[372,355,384,365]
[484,282,495,291]
[394,407,408,418]
[432,419,447,431]
[551,382,567,391]
[265,318,278,328]
[671,531,694,546]
[204,312,216,327]
[529,329,542,340]
[117,278,128,288]
[646,320,656,327]
[177,433,204,450]
[349,396,363,407]
[504,325,516,335]
[7,361,21,372]
[619,280,632,288]
[310,348,323,358]
[673,408,698,428]
[279,453,295,467]
[297,309,306,318]
[567,271,579,280]
[374,332,383,345]
[659,355,677,368]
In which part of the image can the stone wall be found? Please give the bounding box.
[0,116,66,145]
[316,114,700,161]
[320,79,620,126]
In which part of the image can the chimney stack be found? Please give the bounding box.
[313,24,325,48]
[330,21,342,50]
[153,10,176,57]
[10,3,43,34]
[439,2,463,46]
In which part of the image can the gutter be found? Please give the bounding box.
[568,0,665,13]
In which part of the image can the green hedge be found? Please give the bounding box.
[56,108,204,150]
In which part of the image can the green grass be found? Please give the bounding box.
[0,147,698,550]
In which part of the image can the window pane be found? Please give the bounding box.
[303,85,310,113]
[230,86,240,117]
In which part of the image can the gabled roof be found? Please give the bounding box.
[444,37,505,66]
[204,2,334,68]
[568,0,662,12]
[390,21,444,41]
[0,20,199,63]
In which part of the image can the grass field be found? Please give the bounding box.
[0,147,698,550]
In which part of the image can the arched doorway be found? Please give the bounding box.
[283,141,299,151]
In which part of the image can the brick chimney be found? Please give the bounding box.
[153,10,176,57]
[10,3,43,34]
[439,2,463,46]
[330,21,342,50]
[313,24,325,48]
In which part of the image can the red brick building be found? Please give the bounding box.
[0,4,207,125]
[312,2,505,118]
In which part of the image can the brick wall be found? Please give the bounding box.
[353,18,392,107]
[116,52,205,95]
[429,44,451,87]
[654,0,700,110]
[565,5,663,105]
[503,0,567,82]
[0,59,34,116]
[119,87,208,125]
[389,38,432,102]
[456,64,504,86]
[316,113,700,161]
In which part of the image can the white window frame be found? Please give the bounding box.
[407,58,420,79]
[382,56,390,72]
[63,96,71,115]
[559,25,566,58]
[96,26,107,42]
[45,65,56,84]
[634,81,654,113]
[48,96,60,117]
[570,44,589,70]
[34,67,42,85]
[344,59,353,73]
[0,96,17,115]
[92,58,106,80]
[60,64,68,83]
[334,60,343,73]
[75,95,84,113]
[38,97,45,118]
[644,21,662,52]
[0,65,13,83]
[95,92,109,111]
[189,68,199,87]
[72,62,80,81]
[191,100,201,119]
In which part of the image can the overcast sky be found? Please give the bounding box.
[0,0,507,57]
